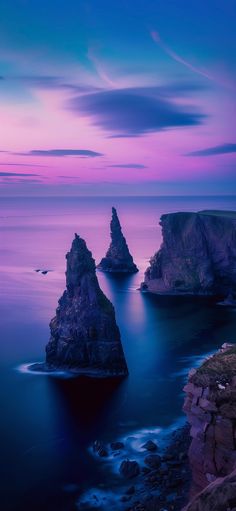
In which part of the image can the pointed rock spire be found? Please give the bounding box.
[97,207,138,273]
[45,233,128,376]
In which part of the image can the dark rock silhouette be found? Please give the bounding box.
[33,234,128,377]
[97,207,138,273]
[119,460,140,479]
[141,210,236,295]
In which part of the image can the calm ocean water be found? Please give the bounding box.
[1,195,236,511]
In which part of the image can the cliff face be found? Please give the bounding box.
[97,207,138,273]
[45,234,128,376]
[142,211,236,295]
[183,343,236,496]
[182,468,236,511]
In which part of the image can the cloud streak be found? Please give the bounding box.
[186,143,236,156]
[15,149,104,158]
[0,172,39,176]
[68,86,204,137]
[150,30,213,81]
[107,163,147,169]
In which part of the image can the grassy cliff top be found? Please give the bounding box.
[191,345,236,387]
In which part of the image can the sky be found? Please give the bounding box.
[0,0,236,196]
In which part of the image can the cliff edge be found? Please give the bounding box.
[183,343,236,496]
[141,210,236,296]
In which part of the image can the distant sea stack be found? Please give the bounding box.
[183,343,236,500]
[97,207,138,273]
[141,210,236,296]
[40,234,128,377]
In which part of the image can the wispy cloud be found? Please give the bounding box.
[0,75,99,94]
[0,162,48,167]
[186,143,236,156]
[68,86,204,137]
[87,47,116,88]
[0,172,39,176]
[14,149,104,158]
[150,30,213,81]
[107,163,147,169]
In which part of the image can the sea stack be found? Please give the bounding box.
[97,207,138,273]
[44,234,128,377]
[141,210,236,296]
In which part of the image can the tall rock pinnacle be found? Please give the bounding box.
[45,234,128,376]
[97,207,138,273]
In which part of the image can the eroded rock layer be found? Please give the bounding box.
[97,207,138,273]
[45,234,128,376]
[142,210,236,295]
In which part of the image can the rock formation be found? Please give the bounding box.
[141,210,236,295]
[183,343,236,496]
[97,207,138,273]
[44,234,128,376]
[182,468,236,511]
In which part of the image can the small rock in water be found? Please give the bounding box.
[110,441,124,450]
[142,440,158,451]
[144,454,162,469]
[119,460,140,479]
[93,440,108,457]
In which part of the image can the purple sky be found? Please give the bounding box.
[0,0,236,195]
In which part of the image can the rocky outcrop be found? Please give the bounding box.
[97,207,138,273]
[141,210,236,295]
[44,234,128,376]
[183,343,236,496]
[182,468,236,511]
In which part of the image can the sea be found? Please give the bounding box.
[1,195,236,511]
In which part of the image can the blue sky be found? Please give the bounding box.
[0,0,235,195]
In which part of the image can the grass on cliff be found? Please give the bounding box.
[191,346,236,387]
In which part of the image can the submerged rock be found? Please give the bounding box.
[97,207,138,273]
[42,234,128,377]
[141,210,236,295]
[110,441,124,451]
[183,343,236,496]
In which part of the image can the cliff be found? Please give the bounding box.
[182,468,236,511]
[97,207,138,273]
[141,210,236,295]
[44,234,128,376]
[183,343,236,496]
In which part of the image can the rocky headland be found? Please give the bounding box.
[31,234,128,377]
[97,207,138,273]
[183,343,236,498]
[141,210,236,296]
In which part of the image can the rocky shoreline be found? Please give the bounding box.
[78,424,191,511]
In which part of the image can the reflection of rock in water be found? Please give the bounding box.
[49,376,125,431]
